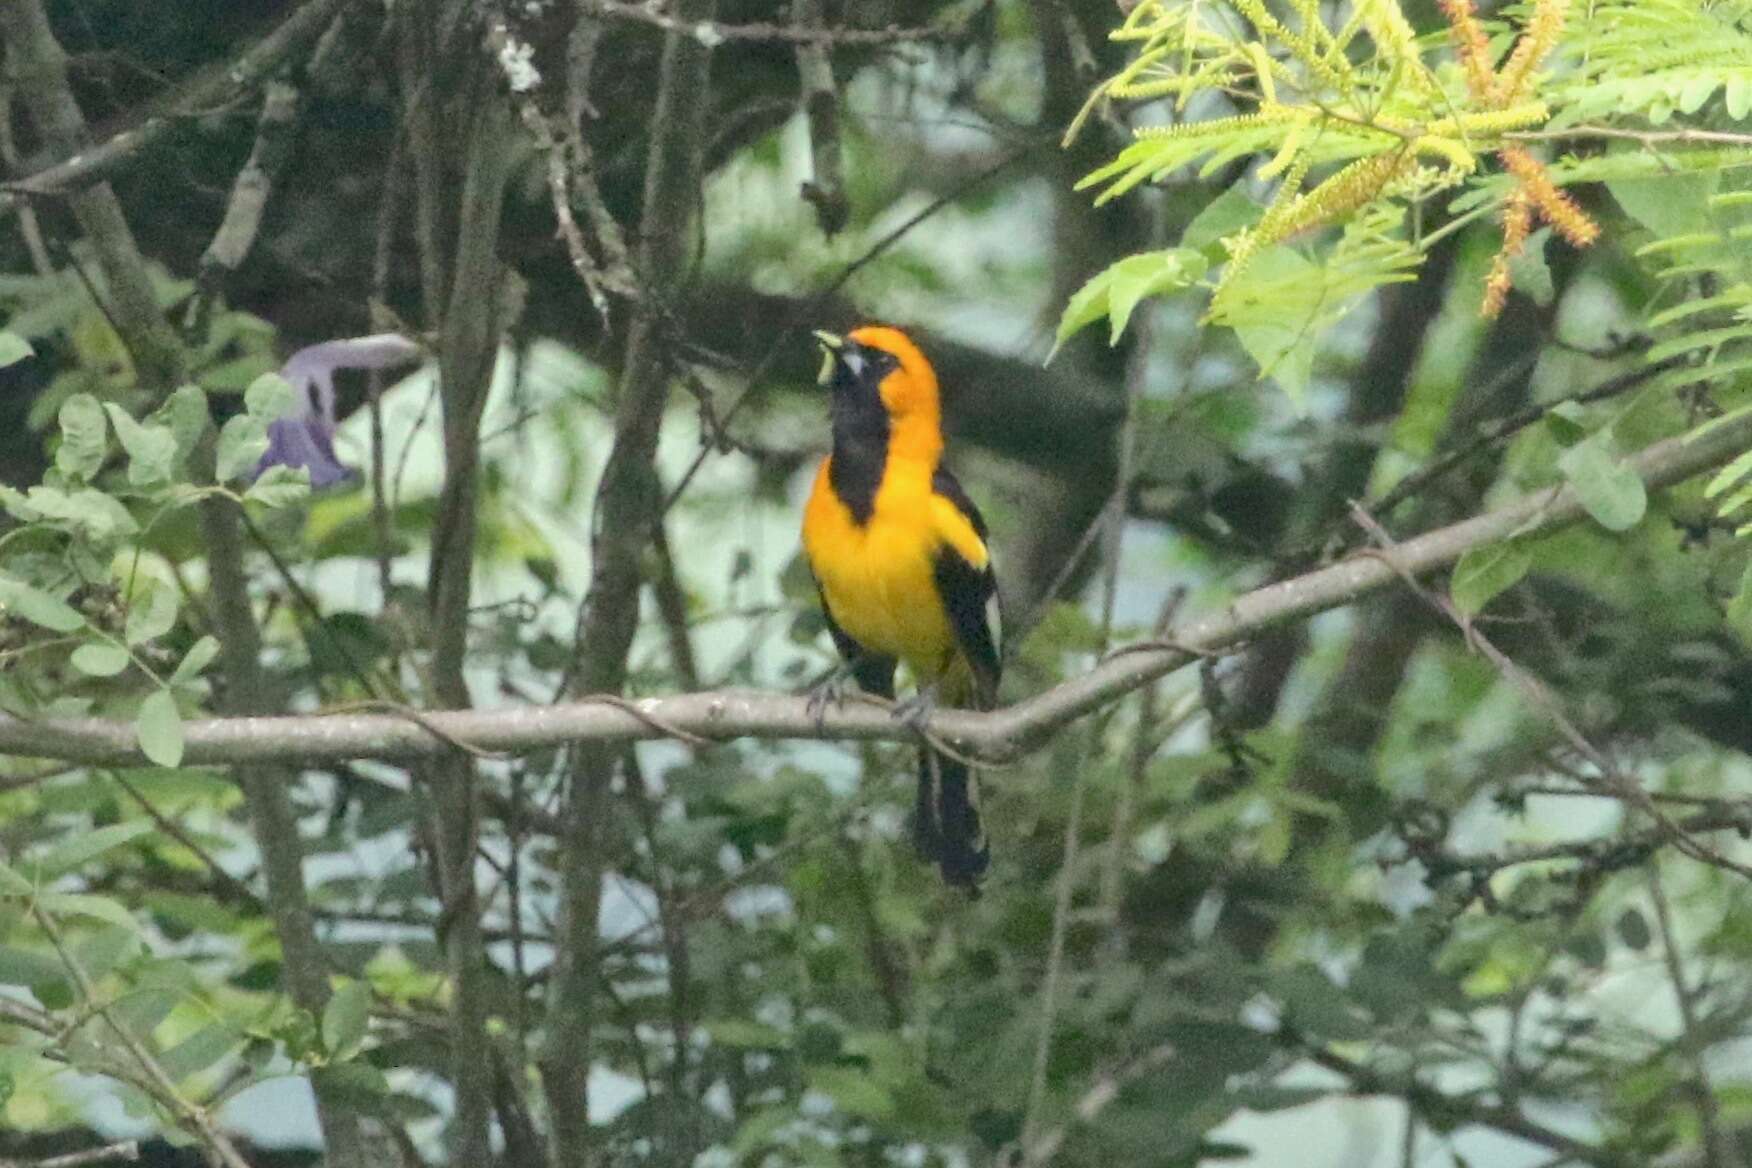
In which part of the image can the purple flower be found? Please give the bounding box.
[260,414,354,488]
[252,333,424,487]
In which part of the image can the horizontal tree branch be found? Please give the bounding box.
[0,1141,141,1168]
[0,0,345,212]
[2,410,1748,768]
[1307,1045,1619,1165]
[595,0,957,44]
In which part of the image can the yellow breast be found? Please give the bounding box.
[803,458,959,679]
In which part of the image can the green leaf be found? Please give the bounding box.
[245,372,296,419]
[70,641,131,678]
[0,947,63,988]
[36,821,154,878]
[1273,964,1371,1041]
[1617,907,1652,951]
[154,385,209,463]
[321,979,372,1059]
[0,859,35,896]
[0,573,86,633]
[136,689,184,768]
[804,1065,894,1120]
[1558,438,1647,532]
[1221,247,1324,402]
[1608,170,1719,239]
[158,1022,244,1083]
[36,892,140,933]
[75,927,139,980]
[245,465,311,508]
[0,331,34,368]
[1182,187,1263,257]
[1706,447,1752,498]
[103,404,177,486]
[1104,249,1207,344]
[170,635,221,684]
[1507,228,1554,307]
[1051,248,1207,356]
[1726,559,1752,648]
[1544,400,1592,447]
[1451,541,1532,616]
[216,415,268,483]
[123,577,179,646]
[24,485,138,539]
[1729,75,1752,121]
[310,1063,392,1109]
[55,394,109,480]
[705,1019,792,1049]
[1054,267,1122,356]
[32,978,74,1011]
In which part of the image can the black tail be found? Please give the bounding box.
[914,749,989,888]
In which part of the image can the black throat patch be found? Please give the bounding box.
[827,346,897,525]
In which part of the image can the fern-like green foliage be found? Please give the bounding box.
[1550,0,1752,125]
[1059,0,1752,407]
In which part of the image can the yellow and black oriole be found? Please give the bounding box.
[802,326,1000,887]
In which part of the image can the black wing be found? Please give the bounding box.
[931,466,1001,707]
[815,583,897,699]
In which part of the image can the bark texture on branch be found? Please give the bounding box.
[0,0,348,213]
[541,2,716,1164]
[5,408,1748,768]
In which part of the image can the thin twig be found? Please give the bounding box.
[596,0,961,44]
[31,908,253,1168]
[109,772,264,910]
[192,75,303,319]
[792,0,849,234]
[485,7,635,324]
[1507,125,1752,149]
[1410,805,1752,884]
[1309,1045,1621,1166]
[1011,1043,1176,1165]
[1361,359,1673,524]
[0,0,348,211]
[1351,504,1752,883]
[648,518,701,690]
[1647,864,1734,1168]
[369,132,406,604]
[0,86,55,273]
[0,1140,142,1168]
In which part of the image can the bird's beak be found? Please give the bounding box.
[812,330,843,387]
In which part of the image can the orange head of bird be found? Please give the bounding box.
[813,325,942,460]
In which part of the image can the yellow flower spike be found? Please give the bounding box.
[1257,129,1305,182]
[1483,189,1535,317]
[1359,0,1437,94]
[1111,44,1172,93]
[1232,0,1353,95]
[1439,102,1551,138]
[1112,75,1214,103]
[1132,111,1283,142]
[1496,0,1570,104]
[1117,0,1167,36]
[1246,41,1280,104]
[1500,146,1600,247]
[1438,0,1498,104]
[1272,152,1413,242]
[1409,136,1478,175]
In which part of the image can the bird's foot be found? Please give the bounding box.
[892,683,940,733]
[805,665,852,729]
